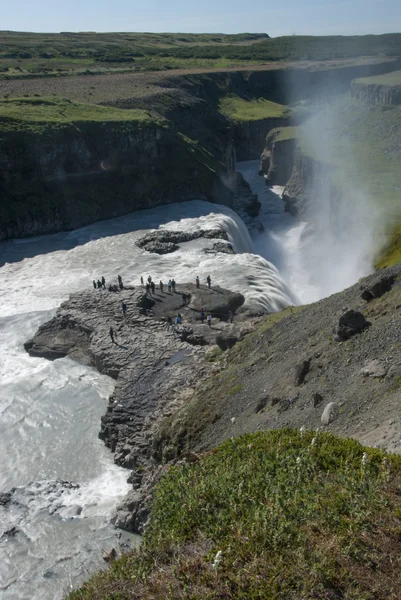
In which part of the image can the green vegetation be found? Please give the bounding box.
[1,31,401,79]
[219,94,290,122]
[68,429,401,599]
[0,96,157,133]
[355,69,401,86]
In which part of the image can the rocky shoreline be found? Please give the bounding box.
[24,280,256,532]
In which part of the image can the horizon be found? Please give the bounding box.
[2,0,400,38]
[1,30,401,38]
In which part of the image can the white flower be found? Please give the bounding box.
[299,426,306,436]
[311,437,317,447]
[361,452,369,466]
[296,456,301,464]
[213,550,223,569]
[231,417,236,424]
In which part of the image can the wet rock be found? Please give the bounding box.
[321,402,338,425]
[271,397,280,407]
[333,310,370,342]
[361,360,388,378]
[136,228,228,250]
[2,526,19,538]
[295,359,311,386]
[0,492,12,506]
[141,241,179,254]
[204,241,235,255]
[312,392,323,408]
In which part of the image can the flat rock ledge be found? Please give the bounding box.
[24,282,251,532]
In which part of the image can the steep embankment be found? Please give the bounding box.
[69,429,401,600]
[156,267,401,460]
[351,70,401,105]
[0,97,234,240]
[1,58,401,240]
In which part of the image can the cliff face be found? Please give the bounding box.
[351,80,401,106]
[260,128,297,186]
[0,117,235,240]
[282,149,338,216]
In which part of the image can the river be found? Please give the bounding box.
[0,160,371,598]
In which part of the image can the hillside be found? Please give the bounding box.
[1,31,401,78]
[68,429,401,600]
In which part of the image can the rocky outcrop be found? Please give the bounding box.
[25,281,250,532]
[333,310,371,342]
[351,77,401,106]
[234,117,291,161]
[135,228,229,254]
[282,149,338,217]
[260,127,297,186]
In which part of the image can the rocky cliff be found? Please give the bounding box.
[0,109,235,240]
[2,57,401,240]
[351,73,401,106]
[260,127,297,186]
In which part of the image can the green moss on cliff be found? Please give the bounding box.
[0,96,159,134]
[354,69,401,86]
[68,429,401,600]
[219,94,290,122]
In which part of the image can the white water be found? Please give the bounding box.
[0,195,297,599]
[0,159,374,598]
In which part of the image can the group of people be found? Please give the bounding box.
[141,276,177,295]
[195,275,212,289]
[93,274,124,292]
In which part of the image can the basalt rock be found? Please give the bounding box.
[333,310,371,342]
[25,282,250,533]
[360,273,395,302]
[204,241,235,255]
[135,228,228,251]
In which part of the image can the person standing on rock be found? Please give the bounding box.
[97,279,102,289]
[101,276,106,289]
[109,327,115,343]
[229,310,234,323]
[207,313,212,328]
[121,301,127,317]
[168,279,172,294]
[160,280,164,294]
[140,276,144,286]
[146,283,151,295]
[118,275,123,290]
[200,308,205,324]
[196,276,200,289]
[175,314,182,325]
[206,275,211,289]
[92,280,97,290]
[147,275,152,284]
[172,278,176,293]
[151,281,156,295]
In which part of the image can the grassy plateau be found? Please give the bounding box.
[68,429,401,600]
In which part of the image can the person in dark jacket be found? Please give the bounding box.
[109,327,115,342]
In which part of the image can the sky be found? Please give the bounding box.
[2,0,400,37]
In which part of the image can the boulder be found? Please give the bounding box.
[0,492,12,506]
[360,274,395,302]
[312,392,323,408]
[204,241,235,255]
[295,359,311,386]
[321,402,338,425]
[360,359,388,378]
[141,241,179,254]
[333,310,370,342]
[216,330,240,351]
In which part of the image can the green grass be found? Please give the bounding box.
[265,126,299,145]
[219,94,290,122]
[0,96,157,133]
[2,31,401,80]
[354,69,401,86]
[68,429,401,600]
